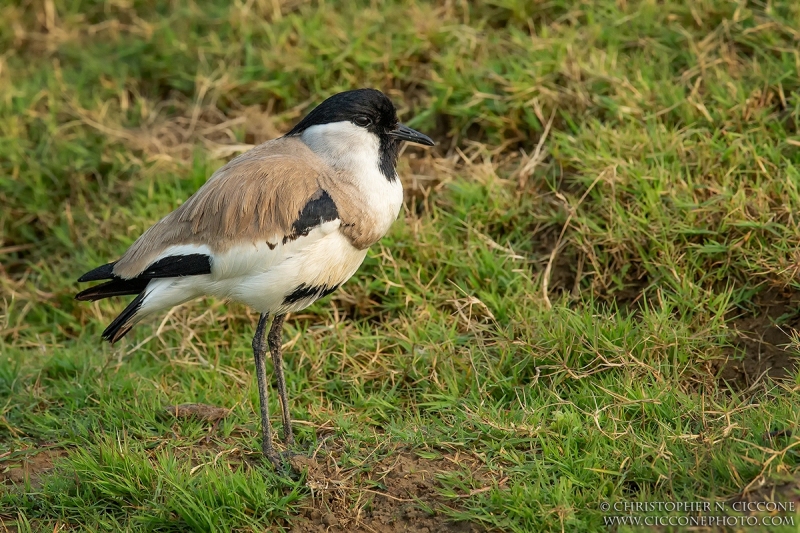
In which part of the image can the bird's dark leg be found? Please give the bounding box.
[253,313,281,467]
[267,313,294,446]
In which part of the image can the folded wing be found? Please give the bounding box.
[76,138,341,342]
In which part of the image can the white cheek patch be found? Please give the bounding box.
[301,121,381,173]
[300,120,404,241]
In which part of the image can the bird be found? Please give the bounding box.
[75,88,434,467]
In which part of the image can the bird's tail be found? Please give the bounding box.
[76,254,212,344]
[100,291,148,343]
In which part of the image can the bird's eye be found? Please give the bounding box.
[353,116,372,127]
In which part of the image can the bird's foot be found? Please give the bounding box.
[263,444,299,471]
[264,448,285,470]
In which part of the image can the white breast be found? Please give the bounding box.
[138,223,368,316]
[301,121,403,238]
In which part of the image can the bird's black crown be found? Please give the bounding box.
[286,89,406,181]
[286,88,399,137]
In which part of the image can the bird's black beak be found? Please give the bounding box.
[388,124,435,146]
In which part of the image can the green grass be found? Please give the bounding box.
[2,0,800,531]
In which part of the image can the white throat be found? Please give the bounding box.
[300,121,384,176]
[299,121,403,238]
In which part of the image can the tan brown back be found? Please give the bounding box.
[114,138,330,278]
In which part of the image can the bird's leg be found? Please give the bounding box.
[253,313,281,467]
[267,313,294,446]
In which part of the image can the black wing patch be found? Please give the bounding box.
[283,283,339,305]
[285,190,339,244]
[139,254,212,279]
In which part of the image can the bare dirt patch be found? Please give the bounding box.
[717,289,800,388]
[286,448,490,533]
[0,448,67,490]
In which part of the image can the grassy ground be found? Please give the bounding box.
[2,0,800,531]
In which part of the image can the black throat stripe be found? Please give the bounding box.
[378,134,400,182]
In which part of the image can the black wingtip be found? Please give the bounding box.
[75,288,94,301]
[101,291,146,343]
[78,262,117,282]
[75,278,150,302]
